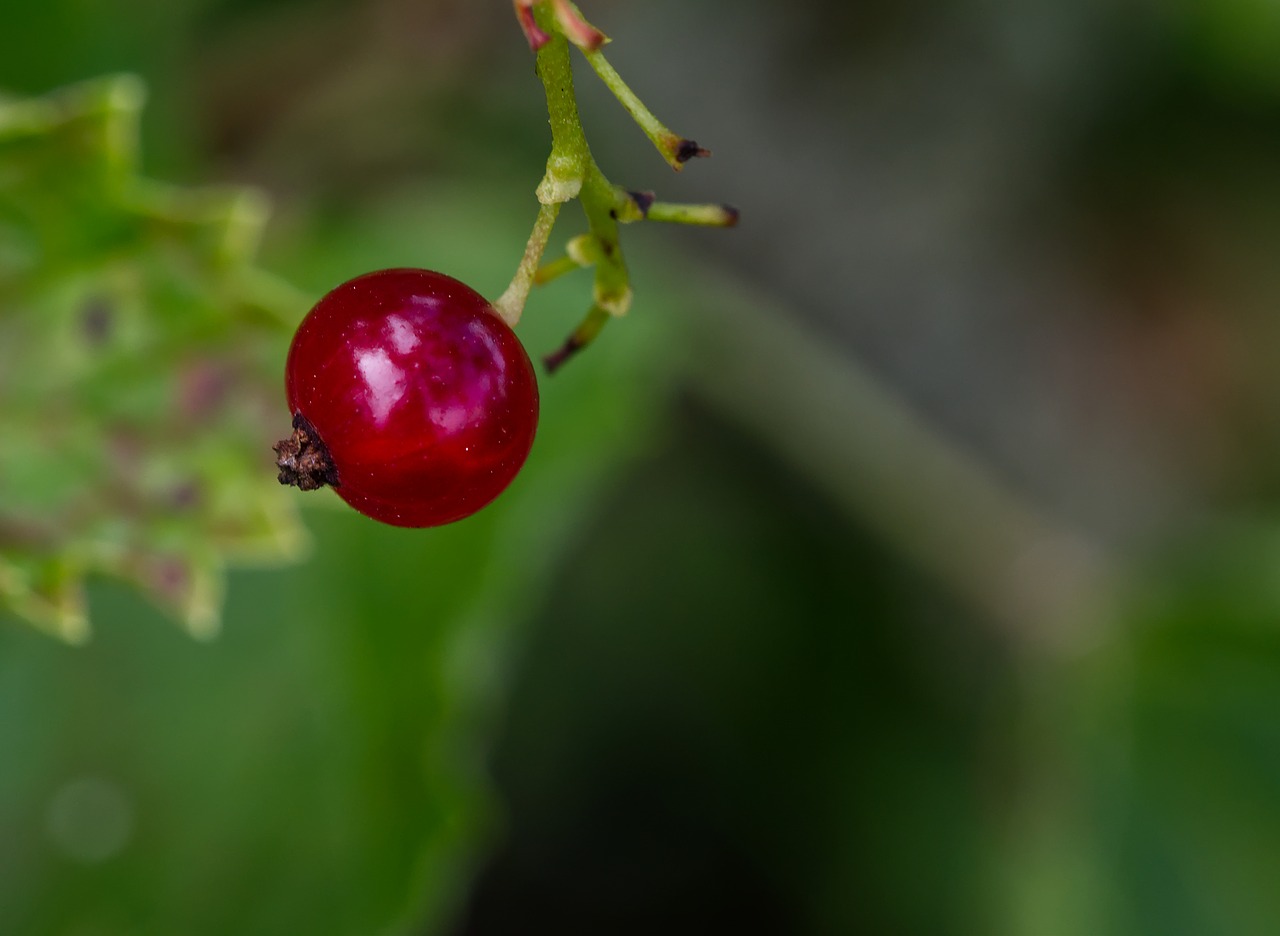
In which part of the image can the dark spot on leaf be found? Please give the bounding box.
[149,558,190,600]
[179,364,230,418]
[82,298,113,345]
[171,482,202,510]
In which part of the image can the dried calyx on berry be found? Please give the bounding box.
[273,413,339,492]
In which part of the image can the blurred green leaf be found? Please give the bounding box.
[0,75,309,640]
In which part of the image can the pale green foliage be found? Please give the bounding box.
[0,76,309,642]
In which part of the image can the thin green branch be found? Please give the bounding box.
[581,47,709,171]
[501,0,735,368]
[543,304,611,373]
[534,254,584,285]
[500,3,628,329]
[533,233,606,284]
[641,200,739,227]
[494,202,561,326]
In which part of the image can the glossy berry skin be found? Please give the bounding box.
[282,268,538,527]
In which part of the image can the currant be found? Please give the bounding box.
[273,268,539,527]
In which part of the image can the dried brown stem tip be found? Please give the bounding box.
[543,305,610,373]
[675,139,712,163]
[625,189,656,217]
[543,335,586,373]
[273,412,340,491]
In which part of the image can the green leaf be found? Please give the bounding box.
[0,75,310,639]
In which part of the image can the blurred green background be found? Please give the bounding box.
[4,0,1280,933]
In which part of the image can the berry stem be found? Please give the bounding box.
[494,201,560,326]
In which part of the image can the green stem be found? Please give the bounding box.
[534,232,606,283]
[500,2,732,364]
[532,16,588,204]
[644,201,740,227]
[544,304,610,372]
[499,5,632,330]
[582,48,709,171]
[493,201,560,326]
[581,165,630,315]
[534,253,585,285]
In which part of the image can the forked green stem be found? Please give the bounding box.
[498,0,733,368]
[498,4,628,341]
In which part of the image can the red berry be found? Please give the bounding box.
[273,268,539,527]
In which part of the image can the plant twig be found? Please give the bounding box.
[581,47,709,171]
[494,202,560,326]
[500,0,733,367]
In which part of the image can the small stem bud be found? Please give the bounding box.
[565,233,602,266]
[551,0,608,51]
[514,0,551,50]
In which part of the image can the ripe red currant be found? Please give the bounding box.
[273,268,539,527]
